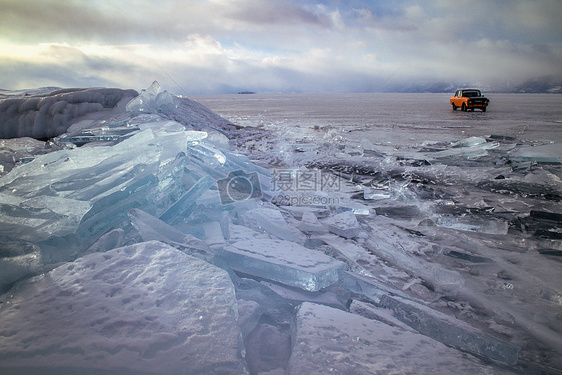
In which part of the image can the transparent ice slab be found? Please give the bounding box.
[186,143,272,196]
[457,136,487,147]
[137,120,187,134]
[77,173,159,242]
[85,228,126,254]
[261,280,350,310]
[125,81,179,114]
[339,272,520,365]
[360,138,384,156]
[0,129,159,200]
[128,208,213,259]
[0,193,93,242]
[158,175,214,225]
[56,134,123,145]
[510,143,562,164]
[433,216,509,235]
[288,302,512,374]
[364,226,464,294]
[0,125,204,247]
[283,205,331,219]
[217,239,346,291]
[242,207,306,243]
[363,186,391,200]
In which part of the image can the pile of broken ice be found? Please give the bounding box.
[0,82,559,374]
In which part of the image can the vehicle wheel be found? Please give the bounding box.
[452,104,457,110]
[482,107,486,112]
[461,103,467,112]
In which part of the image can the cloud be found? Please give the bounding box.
[0,0,334,44]
[0,0,143,43]
[0,0,561,93]
[219,0,328,27]
[0,42,144,89]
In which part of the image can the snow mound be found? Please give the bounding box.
[0,87,138,139]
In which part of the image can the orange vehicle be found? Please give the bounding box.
[450,89,489,112]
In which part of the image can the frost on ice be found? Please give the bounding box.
[0,241,246,374]
[288,302,513,374]
[0,82,561,374]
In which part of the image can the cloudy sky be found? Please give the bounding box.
[1,0,561,94]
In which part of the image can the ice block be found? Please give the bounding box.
[218,239,346,291]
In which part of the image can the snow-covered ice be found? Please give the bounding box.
[0,87,138,139]
[0,241,247,374]
[321,210,361,238]
[288,302,511,374]
[0,86,561,373]
[297,211,326,232]
[219,239,345,292]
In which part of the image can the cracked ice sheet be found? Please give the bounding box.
[0,241,247,375]
[287,302,512,375]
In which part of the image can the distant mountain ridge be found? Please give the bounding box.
[511,76,562,93]
[2,75,561,96]
[387,75,562,93]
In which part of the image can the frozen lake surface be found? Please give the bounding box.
[1,87,561,374]
[195,92,562,146]
[197,92,562,372]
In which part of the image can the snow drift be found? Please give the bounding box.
[0,87,138,139]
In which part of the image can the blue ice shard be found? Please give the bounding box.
[78,173,159,241]
[159,175,214,224]
[128,208,213,259]
[126,81,179,114]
